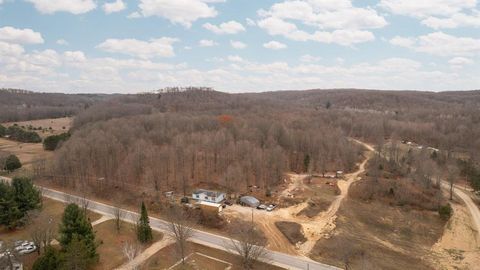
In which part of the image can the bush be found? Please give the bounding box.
[43,133,70,151]
[6,126,42,143]
[438,204,452,221]
[0,124,6,137]
[4,154,22,171]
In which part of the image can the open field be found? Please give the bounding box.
[142,242,284,270]
[94,220,163,270]
[0,138,52,169]
[2,117,72,139]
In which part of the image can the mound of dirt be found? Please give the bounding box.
[275,221,307,245]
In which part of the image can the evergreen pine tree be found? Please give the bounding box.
[32,247,61,270]
[59,203,98,262]
[137,201,153,243]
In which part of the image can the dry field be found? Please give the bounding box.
[142,242,284,270]
[2,117,72,139]
[0,138,52,169]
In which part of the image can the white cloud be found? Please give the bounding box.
[391,32,480,56]
[0,26,44,44]
[203,20,245,34]
[230,40,247,49]
[379,0,476,18]
[199,39,218,47]
[64,51,86,62]
[56,39,69,46]
[421,12,480,29]
[246,18,256,26]
[96,37,178,59]
[257,16,375,46]
[380,0,480,29]
[0,41,25,56]
[263,40,287,50]
[300,54,321,63]
[25,0,96,14]
[227,55,243,62]
[136,0,220,27]
[127,12,141,18]
[448,57,474,66]
[103,0,126,14]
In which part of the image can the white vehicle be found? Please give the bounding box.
[19,245,36,255]
[266,204,277,211]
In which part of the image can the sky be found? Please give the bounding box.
[0,0,479,93]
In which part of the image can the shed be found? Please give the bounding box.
[197,201,223,213]
[240,196,260,208]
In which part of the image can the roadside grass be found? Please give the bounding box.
[93,219,163,270]
[142,242,284,270]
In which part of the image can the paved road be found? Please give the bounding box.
[442,181,480,241]
[0,176,338,270]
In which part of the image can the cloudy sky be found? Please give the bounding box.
[0,0,479,93]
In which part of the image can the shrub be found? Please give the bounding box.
[43,133,70,151]
[6,126,42,143]
[438,204,452,221]
[0,124,6,137]
[4,154,21,171]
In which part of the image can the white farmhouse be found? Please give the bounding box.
[192,189,226,203]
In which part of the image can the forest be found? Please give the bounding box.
[5,88,479,200]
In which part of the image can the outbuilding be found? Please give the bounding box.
[239,196,260,208]
[197,201,223,213]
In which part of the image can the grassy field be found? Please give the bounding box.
[142,242,284,270]
[2,117,72,139]
[0,138,52,169]
[94,220,163,270]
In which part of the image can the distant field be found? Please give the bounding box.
[3,117,72,139]
[0,138,52,168]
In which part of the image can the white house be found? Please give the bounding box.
[192,189,226,203]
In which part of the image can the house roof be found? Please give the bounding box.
[193,189,225,197]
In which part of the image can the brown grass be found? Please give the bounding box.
[310,198,445,270]
[296,177,340,218]
[0,138,52,169]
[142,242,284,270]
[275,221,306,245]
[93,220,163,270]
[3,117,72,139]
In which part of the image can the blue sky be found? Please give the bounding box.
[0,0,479,93]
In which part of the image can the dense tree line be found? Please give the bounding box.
[52,109,360,199]
[0,177,41,229]
[0,89,109,122]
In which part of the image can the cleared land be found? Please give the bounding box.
[0,138,52,169]
[141,242,284,270]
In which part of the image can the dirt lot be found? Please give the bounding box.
[94,220,163,270]
[275,221,307,245]
[0,197,101,269]
[2,117,72,139]
[310,197,445,270]
[142,242,284,270]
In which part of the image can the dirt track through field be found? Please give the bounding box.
[224,139,375,256]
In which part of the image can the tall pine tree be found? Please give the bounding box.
[137,201,153,243]
[59,203,98,263]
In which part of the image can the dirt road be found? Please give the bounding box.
[223,139,375,256]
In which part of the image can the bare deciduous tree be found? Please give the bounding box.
[166,209,194,267]
[113,204,124,233]
[225,223,268,269]
[122,241,140,270]
[30,215,55,254]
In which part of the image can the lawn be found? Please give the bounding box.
[93,220,163,270]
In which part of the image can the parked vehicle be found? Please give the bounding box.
[224,200,233,206]
[266,204,277,211]
[257,204,267,210]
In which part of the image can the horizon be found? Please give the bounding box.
[1,1,479,93]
